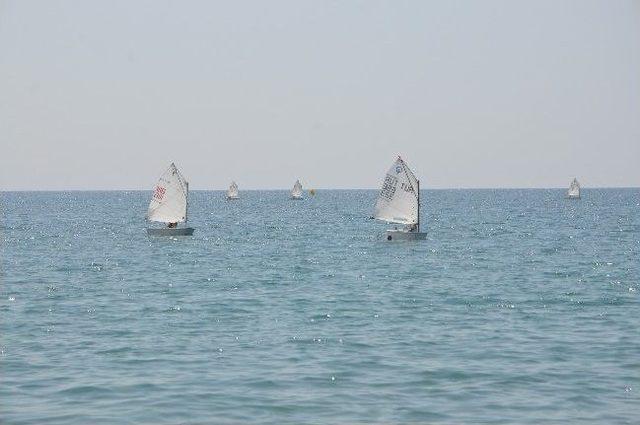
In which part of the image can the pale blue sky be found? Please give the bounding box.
[1,0,638,190]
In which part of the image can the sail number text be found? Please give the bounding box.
[380,175,398,200]
[153,186,166,201]
[400,182,414,193]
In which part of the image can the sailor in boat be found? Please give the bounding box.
[393,223,417,232]
[168,222,177,228]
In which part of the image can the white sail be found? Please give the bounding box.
[373,157,419,225]
[146,163,189,223]
[227,181,239,199]
[291,179,303,199]
[567,178,580,198]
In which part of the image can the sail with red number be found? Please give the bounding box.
[146,163,189,223]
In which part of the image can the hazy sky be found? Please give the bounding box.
[1,0,638,190]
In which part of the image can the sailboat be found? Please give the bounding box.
[291,179,303,200]
[566,178,580,199]
[373,156,426,241]
[146,163,195,236]
[227,181,239,200]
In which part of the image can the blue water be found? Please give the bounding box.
[2,189,639,424]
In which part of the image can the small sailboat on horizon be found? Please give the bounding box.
[146,163,194,236]
[291,179,303,200]
[227,181,239,200]
[373,156,426,241]
[566,178,581,199]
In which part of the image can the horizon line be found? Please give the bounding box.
[2,185,639,193]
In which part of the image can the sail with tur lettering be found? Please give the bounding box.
[146,163,189,223]
[373,157,419,225]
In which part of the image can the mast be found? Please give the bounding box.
[417,178,420,232]
[185,181,189,223]
[401,157,419,232]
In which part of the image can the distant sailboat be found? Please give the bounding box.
[291,179,303,200]
[373,156,426,241]
[227,181,239,200]
[146,163,194,236]
[566,178,581,199]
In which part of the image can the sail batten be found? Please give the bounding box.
[373,157,419,225]
[146,163,189,223]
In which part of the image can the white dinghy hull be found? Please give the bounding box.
[385,230,427,241]
[147,227,195,236]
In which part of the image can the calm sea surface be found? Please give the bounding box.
[1,189,639,424]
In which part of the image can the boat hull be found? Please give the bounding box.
[385,230,427,241]
[291,196,303,200]
[227,196,239,200]
[147,227,195,236]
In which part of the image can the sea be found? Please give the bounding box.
[1,189,638,424]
